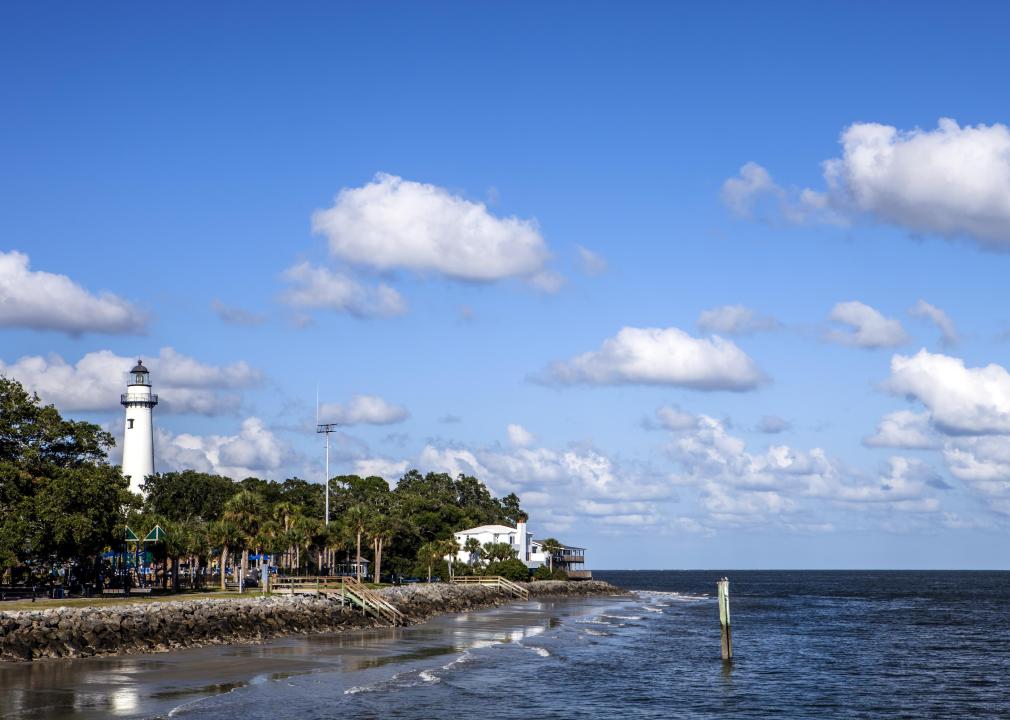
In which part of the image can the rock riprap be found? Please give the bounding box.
[0,580,625,662]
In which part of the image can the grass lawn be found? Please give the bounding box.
[0,580,393,612]
[0,590,263,612]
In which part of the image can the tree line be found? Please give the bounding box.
[0,376,550,590]
[139,467,528,588]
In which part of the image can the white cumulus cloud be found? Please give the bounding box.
[0,250,147,335]
[320,394,410,426]
[354,458,408,479]
[941,436,1010,515]
[280,262,406,318]
[540,326,766,391]
[864,410,940,449]
[312,173,554,285]
[415,439,671,532]
[157,418,292,480]
[0,347,261,415]
[827,301,909,348]
[721,162,836,225]
[885,350,1010,435]
[823,118,1010,249]
[670,416,942,524]
[726,118,1010,250]
[697,304,779,335]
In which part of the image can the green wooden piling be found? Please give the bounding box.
[717,577,732,662]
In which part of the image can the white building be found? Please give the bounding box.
[451,519,590,578]
[120,359,158,495]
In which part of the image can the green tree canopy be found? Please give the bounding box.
[0,377,135,577]
[142,470,237,523]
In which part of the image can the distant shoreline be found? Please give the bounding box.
[0,580,625,663]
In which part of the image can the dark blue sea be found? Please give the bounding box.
[2,571,1009,719]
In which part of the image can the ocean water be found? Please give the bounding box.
[2,571,1009,719]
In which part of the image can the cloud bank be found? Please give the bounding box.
[157,418,293,480]
[0,250,147,335]
[0,347,261,415]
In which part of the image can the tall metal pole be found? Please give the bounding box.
[316,423,339,526]
[324,431,330,525]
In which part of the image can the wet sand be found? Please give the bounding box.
[0,596,628,719]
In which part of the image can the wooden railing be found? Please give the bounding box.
[557,554,586,563]
[342,576,405,626]
[272,576,345,593]
[452,575,530,600]
[272,576,404,625]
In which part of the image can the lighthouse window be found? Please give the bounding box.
[135,373,144,384]
[127,419,134,429]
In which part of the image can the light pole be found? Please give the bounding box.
[316,423,338,525]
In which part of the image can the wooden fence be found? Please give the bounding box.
[451,575,530,600]
[272,576,404,625]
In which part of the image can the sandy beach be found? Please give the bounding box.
[0,594,631,719]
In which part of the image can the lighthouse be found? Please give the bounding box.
[120,359,158,495]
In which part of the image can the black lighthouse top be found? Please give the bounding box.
[129,359,150,386]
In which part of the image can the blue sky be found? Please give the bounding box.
[4,2,1010,568]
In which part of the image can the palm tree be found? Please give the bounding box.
[288,515,316,574]
[367,512,402,584]
[208,518,240,591]
[184,520,210,589]
[440,537,460,581]
[463,537,483,567]
[272,501,299,571]
[322,521,345,576]
[483,541,517,563]
[284,524,306,574]
[541,538,563,573]
[222,490,266,593]
[255,519,283,593]
[343,504,369,582]
[161,520,196,593]
[308,519,330,575]
[417,541,444,583]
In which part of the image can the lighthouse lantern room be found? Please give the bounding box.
[120,359,158,495]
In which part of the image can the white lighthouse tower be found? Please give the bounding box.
[121,359,158,495]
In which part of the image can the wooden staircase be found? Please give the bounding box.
[451,575,530,600]
[272,576,405,625]
[341,576,405,625]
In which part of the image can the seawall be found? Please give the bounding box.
[0,580,626,662]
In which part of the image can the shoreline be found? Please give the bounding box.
[0,580,626,663]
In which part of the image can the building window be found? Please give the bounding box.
[127,419,134,429]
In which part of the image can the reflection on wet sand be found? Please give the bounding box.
[0,598,618,720]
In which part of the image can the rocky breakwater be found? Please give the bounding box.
[0,580,624,663]
[380,580,627,623]
[0,594,374,662]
